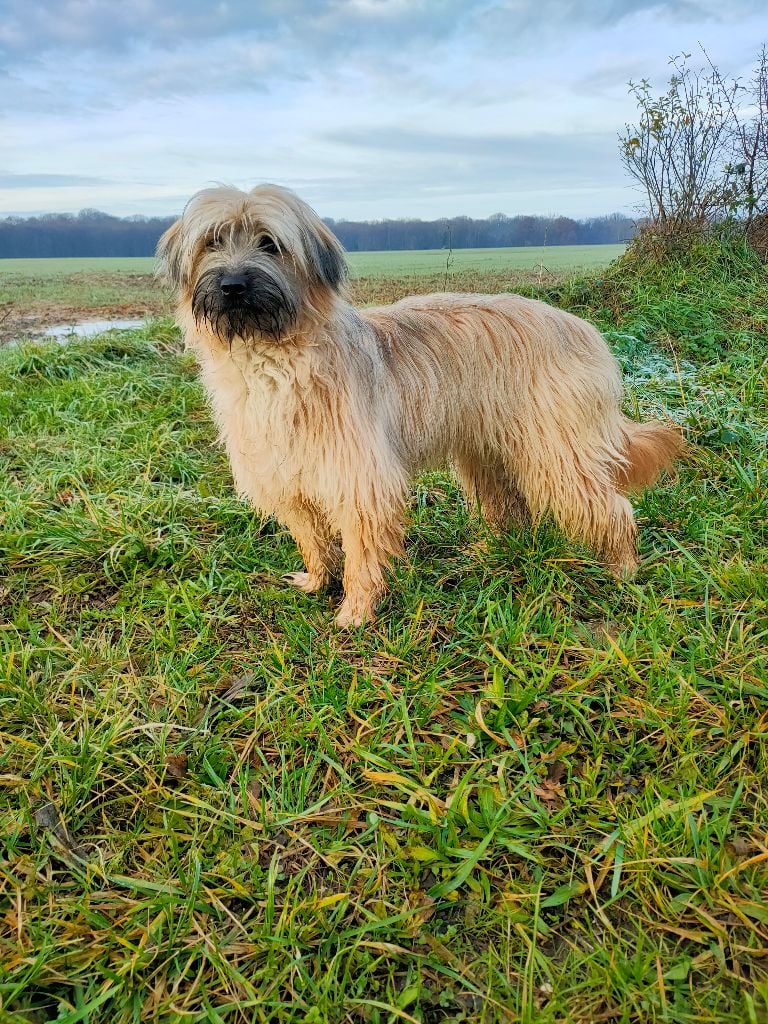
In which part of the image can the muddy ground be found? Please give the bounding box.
[0,300,166,345]
[0,272,170,346]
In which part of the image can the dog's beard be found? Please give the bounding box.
[191,267,300,342]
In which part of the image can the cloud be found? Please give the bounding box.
[0,1,249,56]
[315,127,624,212]
[326,125,616,171]
[4,0,761,66]
[0,0,468,60]
[1,1,764,117]
[1,0,766,219]
[0,172,111,188]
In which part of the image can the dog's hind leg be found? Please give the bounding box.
[595,493,639,576]
[510,448,639,575]
[452,453,530,532]
[281,499,342,594]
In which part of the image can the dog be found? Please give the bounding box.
[157,184,681,627]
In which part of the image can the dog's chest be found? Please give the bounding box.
[199,344,311,505]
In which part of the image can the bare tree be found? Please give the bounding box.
[619,53,738,231]
[620,47,768,242]
[704,44,768,227]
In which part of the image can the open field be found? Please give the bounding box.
[0,245,625,280]
[349,244,626,276]
[0,257,158,276]
[0,245,623,346]
[0,268,168,346]
[1,246,767,1022]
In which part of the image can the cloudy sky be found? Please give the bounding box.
[1,0,766,221]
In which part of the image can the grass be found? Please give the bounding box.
[346,245,625,276]
[0,271,163,316]
[0,244,767,1023]
[0,258,159,276]
[0,246,624,280]
[0,269,167,346]
[527,233,768,362]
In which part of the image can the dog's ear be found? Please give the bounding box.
[307,224,347,292]
[156,219,186,290]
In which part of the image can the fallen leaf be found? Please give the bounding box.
[533,779,566,806]
[546,761,567,785]
[165,754,188,780]
[727,836,757,858]
[33,799,88,860]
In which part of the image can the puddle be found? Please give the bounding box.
[42,318,145,341]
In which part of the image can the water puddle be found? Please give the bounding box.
[43,318,145,341]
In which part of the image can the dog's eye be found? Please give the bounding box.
[204,236,221,251]
[258,235,279,255]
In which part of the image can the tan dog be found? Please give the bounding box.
[157,185,681,627]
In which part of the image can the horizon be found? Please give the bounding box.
[0,206,636,224]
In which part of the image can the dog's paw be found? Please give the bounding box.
[606,553,639,578]
[283,571,324,594]
[334,599,374,629]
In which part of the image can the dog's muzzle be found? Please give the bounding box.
[192,266,300,342]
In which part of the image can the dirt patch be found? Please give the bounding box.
[0,301,163,345]
[0,270,171,346]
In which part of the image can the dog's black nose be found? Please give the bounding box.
[220,274,247,298]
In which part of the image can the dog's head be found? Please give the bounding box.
[157,184,347,343]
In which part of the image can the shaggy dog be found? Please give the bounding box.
[157,185,681,627]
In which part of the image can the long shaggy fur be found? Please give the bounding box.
[158,184,682,627]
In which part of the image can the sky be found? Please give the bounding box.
[1,0,766,221]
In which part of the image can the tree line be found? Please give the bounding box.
[0,209,637,259]
[325,212,634,251]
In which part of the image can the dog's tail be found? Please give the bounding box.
[616,419,683,493]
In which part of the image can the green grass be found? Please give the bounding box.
[0,257,158,276]
[0,270,162,315]
[347,245,625,276]
[0,246,767,1023]
[0,245,625,280]
[0,247,624,347]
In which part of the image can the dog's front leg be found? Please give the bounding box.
[280,500,342,595]
[335,509,405,629]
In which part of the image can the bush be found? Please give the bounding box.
[746,213,768,261]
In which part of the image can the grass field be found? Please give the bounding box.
[350,245,625,276]
[0,257,158,276]
[0,245,625,280]
[0,246,623,347]
[1,241,767,1023]
[0,265,165,346]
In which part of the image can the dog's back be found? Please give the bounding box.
[360,291,680,569]
[360,291,624,457]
